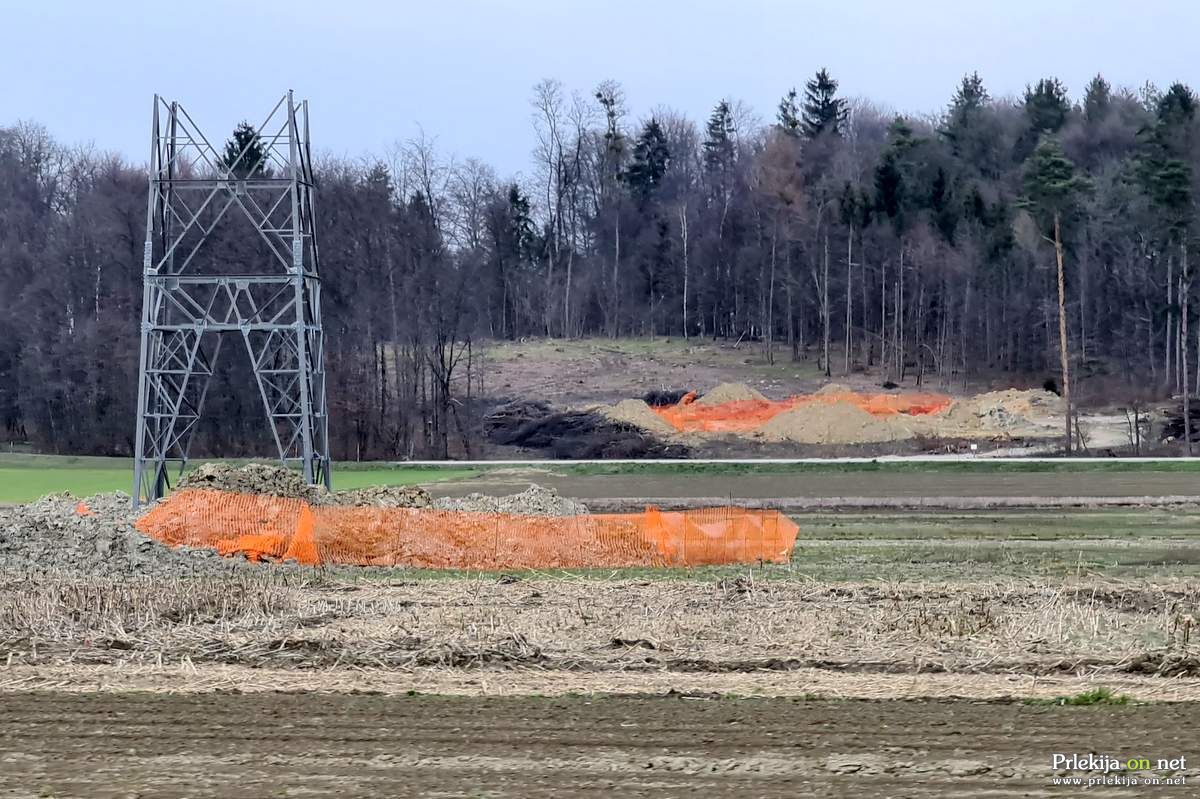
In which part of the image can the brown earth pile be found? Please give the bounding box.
[611,383,1065,444]
[602,398,681,437]
[814,382,854,396]
[0,492,259,576]
[335,485,433,508]
[756,402,915,444]
[178,463,432,508]
[938,389,1064,437]
[178,463,323,501]
[694,382,768,405]
[432,484,589,516]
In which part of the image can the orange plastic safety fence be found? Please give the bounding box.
[134,489,309,562]
[652,390,953,433]
[135,490,799,569]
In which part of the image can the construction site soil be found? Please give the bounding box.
[601,383,1072,443]
[0,465,590,576]
[2,692,1196,798]
[484,383,1141,459]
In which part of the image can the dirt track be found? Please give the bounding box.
[0,692,1193,798]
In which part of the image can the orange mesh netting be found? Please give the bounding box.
[652,390,953,433]
[135,489,799,569]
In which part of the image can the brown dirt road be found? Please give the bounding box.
[1,692,1194,798]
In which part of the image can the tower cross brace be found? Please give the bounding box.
[132,91,331,506]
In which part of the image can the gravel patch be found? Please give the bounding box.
[0,492,265,577]
[178,463,325,502]
[178,463,433,508]
[432,484,588,516]
[332,485,433,508]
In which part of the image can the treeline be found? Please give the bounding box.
[2,69,1199,459]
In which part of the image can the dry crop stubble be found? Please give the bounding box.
[1,575,1197,686]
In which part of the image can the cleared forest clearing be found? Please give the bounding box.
[478,338,1151,458]
[483,337,1077,408]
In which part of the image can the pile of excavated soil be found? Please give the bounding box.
[602,399,681,438]
[694,382,768,406]
[490,399,689,458]
[755,402,915,444]
[966,388,1064,417]
[0,492,254,576]
[938,389,1064,436]
[433,484,589,517]
[178,463,325,502]
[609,382,1066,445]
[332,485,433,509]
[0,474,588,575]
[179,464,432,508]
[814,382,854,396]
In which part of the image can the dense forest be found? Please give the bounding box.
[2,70,1199,459]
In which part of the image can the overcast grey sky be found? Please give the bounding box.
[4,0,1197,176]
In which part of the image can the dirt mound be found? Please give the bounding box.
[966,388,1064,417]
[694,382,768,406]
[814,383,854,396]
[604,399,681,437]
[488,399,687,458]
[939,389,1064,436]
[756,402,915,444]
[178,463,326,501]
[432,484,589,517]
[333,485,433,508]
[0,492,251,576]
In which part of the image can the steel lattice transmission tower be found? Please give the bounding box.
[133,91,331,506]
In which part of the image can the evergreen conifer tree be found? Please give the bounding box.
[626,119,671,203]
[777,88,801,135]
[1023,78,1071,134]
[222,121,267,178]
[1022,136,1089,452]
[703,101,736,173]
[801,69,847,139]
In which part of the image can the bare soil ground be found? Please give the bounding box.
[2,692,1195,798]
[482,338,1061,408]
[483,338,832,407]
[478,338,1142,457]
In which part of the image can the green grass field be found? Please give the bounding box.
[4,451,1200,504]
[0,455,475,504]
